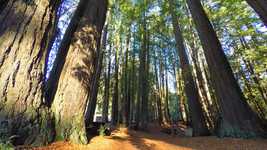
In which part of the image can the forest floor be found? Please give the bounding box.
[23,124,267,150]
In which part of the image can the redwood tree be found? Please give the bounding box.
[186,0,266,137]
[0,0,60,145]
[168,0,209,136]
[48,0,108,144]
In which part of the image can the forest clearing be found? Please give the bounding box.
[0,0,267,149]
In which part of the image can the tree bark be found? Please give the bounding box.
[168,0,209,136]
[246,0,267,26]
[0,0,60,145]
[49,0,107,144]
[186,0,266,137]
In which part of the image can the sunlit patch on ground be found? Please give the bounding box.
[29,125,267,150]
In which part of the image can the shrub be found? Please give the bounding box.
[98,125,108,136]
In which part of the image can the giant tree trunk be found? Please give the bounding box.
[186,0,266,137]
[0,0,60,145]
[168,0,209,136]
[246,0,267,26]
[49,0,107,144]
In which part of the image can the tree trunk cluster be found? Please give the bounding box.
[0,0,108,145]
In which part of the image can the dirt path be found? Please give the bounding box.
[28,128,267,150]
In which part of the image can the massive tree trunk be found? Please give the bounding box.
[168,0,209,136]
[48,0,107,144]
[0,0,60,145]
[246,0,267,26]
[186,0,266,137]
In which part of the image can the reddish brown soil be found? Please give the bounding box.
[20,126,267,150]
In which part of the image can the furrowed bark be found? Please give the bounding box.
[50,0,107,144]
[0,0,60,145]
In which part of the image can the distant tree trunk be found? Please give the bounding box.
[142,31,150,127]
[172,62,182,121]
[0,0,60,145]
[178,71,189,123]
[112,43,119,126]
[159,52,169,124]
[85,49,105,124]
[190,45,214,129]
[130,51,136,124]
[169,0,209,136]
[154,54,163,124]
[137,19,149,129]
[48,0,107,144]
[174,66,188,123]
[186,0,266,137]
[164,57,171,123]
[102,31,111,123]
[123,31,131,126]
[246,0,267,26]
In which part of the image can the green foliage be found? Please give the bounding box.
[98,125,108,136]
[0,143,14,150]
[0,132,15,150]
[0,121,14,150]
